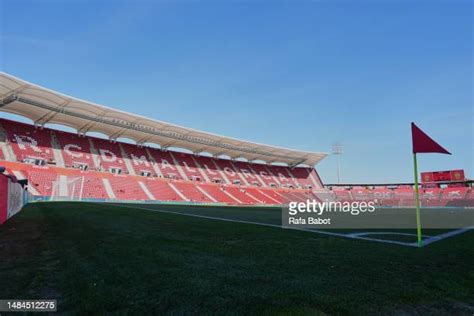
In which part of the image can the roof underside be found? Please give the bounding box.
[0,72,327,166]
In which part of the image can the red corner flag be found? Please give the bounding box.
[411,122,451,155]
[411,122,451,247]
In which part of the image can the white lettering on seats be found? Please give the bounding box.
[240,169,255,179]
[278,172,289,182]
[161,159,175,170]
[223,167,235,176]
[182,161,196,172]
[99,149,117,162]
[131,154,150,167]
[64,144,83,157]
[14,135,42,153]
[203,164,217,175]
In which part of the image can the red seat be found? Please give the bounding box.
[108,176,149,200]
[173,182,214,203]
[198,183,239,204]
[145,179,185,202]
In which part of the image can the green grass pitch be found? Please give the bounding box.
[1,202,473,314]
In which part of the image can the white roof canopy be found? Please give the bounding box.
[0,72,327,166]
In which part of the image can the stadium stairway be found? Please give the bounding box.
[144,147,164,178]
[119,143,137,176]
[224,186,260,204]
[173,182,215,203]
[138,181,156,200]
[233,161,267,187]
[189,155,211,182]
[108,176,149,200]
[193,156,225,184]
[247,188,281,204]
[167,152,199,181]
[87,137,102,170]
[102,178,117,199]
[49,132,65,168]
[0,123,16,161]
[145,179,185,202]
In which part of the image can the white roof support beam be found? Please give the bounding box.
[34,99,72,126]
[136,135,154,144]
[108,128,129,140]
[160,140,178,148]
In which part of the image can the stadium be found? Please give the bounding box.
[1,71,473,313]
[1,1,473,314]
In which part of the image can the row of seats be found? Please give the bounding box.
[80,177,109,199]
[108,176,150,200]
[7,159,472,207]
[328,185,473,206]
[144,179,183,202]
[28,170,58,196]
[17,163,315,205]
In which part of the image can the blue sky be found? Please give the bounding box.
[0,0,472,183]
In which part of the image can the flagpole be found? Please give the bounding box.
[413,153,423,247]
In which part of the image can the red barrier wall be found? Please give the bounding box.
[0,175,8,224]
[0,173,27,225]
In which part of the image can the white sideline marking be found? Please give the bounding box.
[349,232,433,238]
[422,227,474,246]
[107,204,425,247]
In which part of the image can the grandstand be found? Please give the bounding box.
[325,182,473,208]
[0,72,473,207]
[0,72,327,205]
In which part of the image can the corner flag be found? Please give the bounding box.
[411,123,451,155]
[410,122,451,247]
